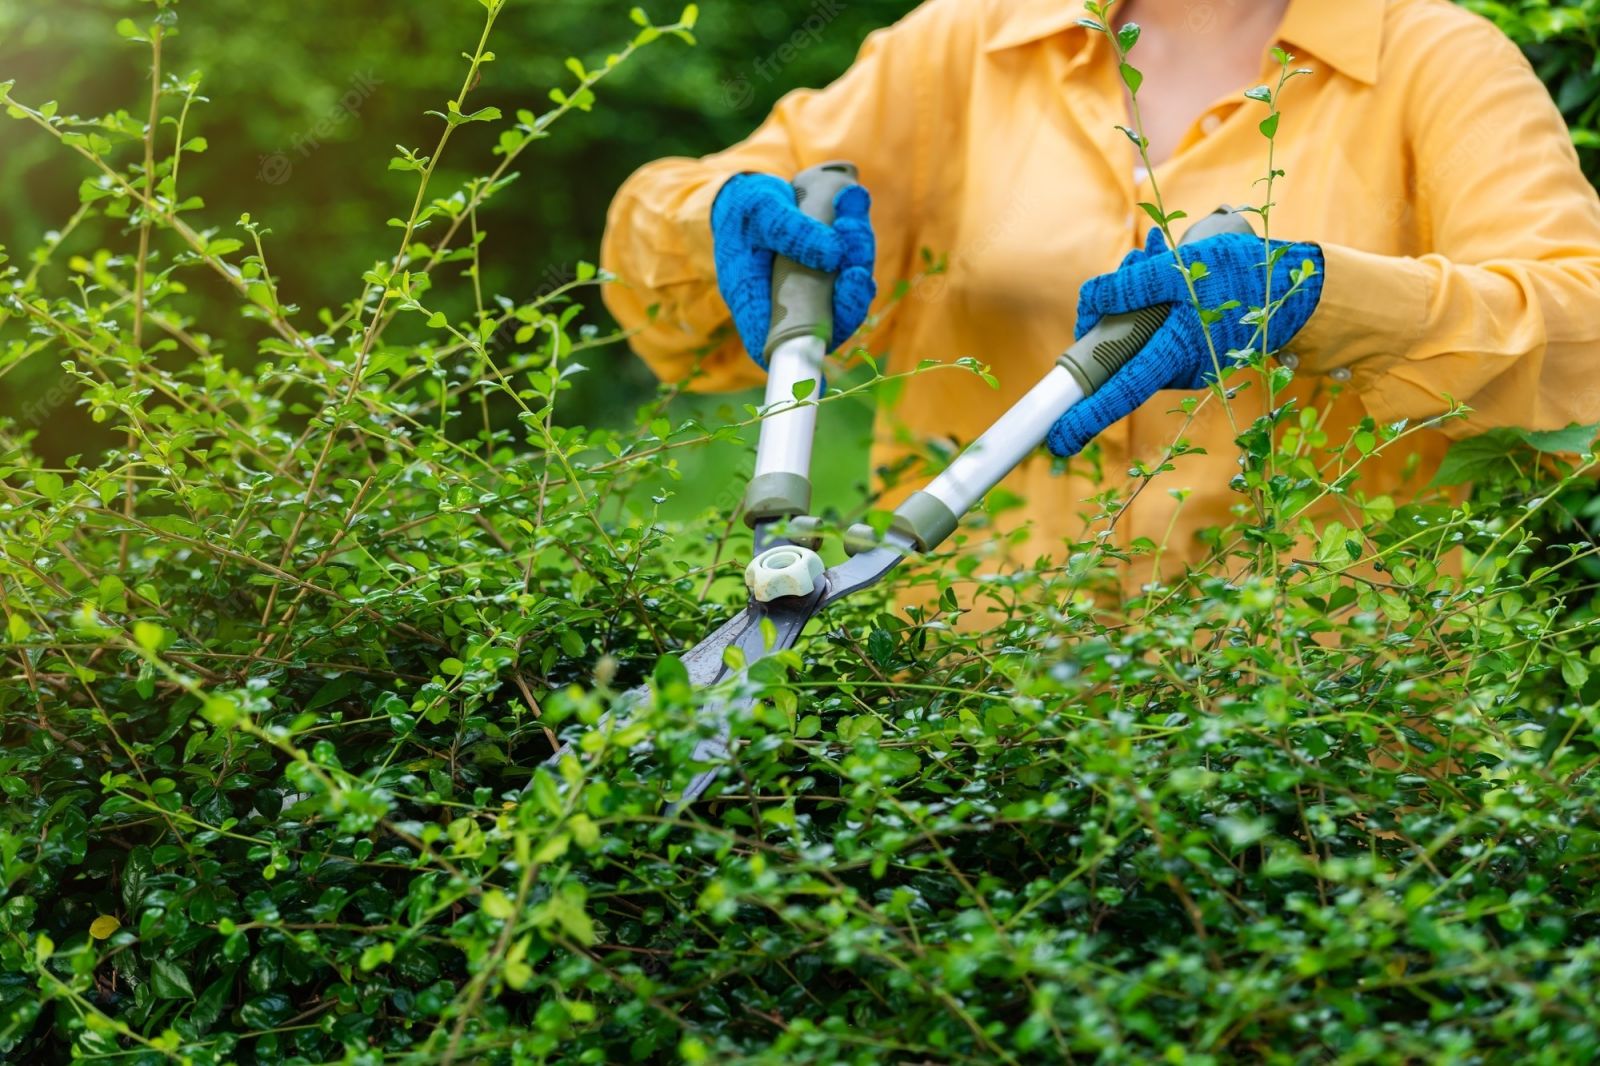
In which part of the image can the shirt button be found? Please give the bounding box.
[1329,367,1353,383]
[1278,353,1300,370]
[1201,113,1222,134]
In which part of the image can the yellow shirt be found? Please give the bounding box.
[601,0,1600,584]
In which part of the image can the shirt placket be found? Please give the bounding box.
[1058,37,1145,491]
[1060,39,1287,557]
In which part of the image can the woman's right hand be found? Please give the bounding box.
[710,173,876,367]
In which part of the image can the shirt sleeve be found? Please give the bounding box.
[599,0,972,392]
[1293,16,1600,439]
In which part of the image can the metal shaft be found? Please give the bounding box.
[919,366,1086,520]
[742,161,860,527]
[751,335,826,484]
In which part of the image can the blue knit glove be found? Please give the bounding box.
[1046,229,1325,458]
[711,173,876,367]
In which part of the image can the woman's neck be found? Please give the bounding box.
[1116,0,1290,39]
[1106,0,1295,167]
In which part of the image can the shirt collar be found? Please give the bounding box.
[1278,0,1384,86]
[983,0,1385,86]
[982,0,1094,54]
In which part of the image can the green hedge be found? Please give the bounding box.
[2,2,1600,1064]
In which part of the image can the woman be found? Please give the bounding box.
[601,0,1600,591]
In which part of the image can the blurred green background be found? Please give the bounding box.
[0,0,922,519]
[1,0,1595,518]
[0,0,919,318]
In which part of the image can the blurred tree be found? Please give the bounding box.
[0,0,1592,464]
[0,0,920,454]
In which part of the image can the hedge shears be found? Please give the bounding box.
[542,162,1249,811]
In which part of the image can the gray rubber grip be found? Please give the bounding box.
[1183,206,1257,243]
[1057,207,1256,396]
[889,491,961,553]
[761,161,859,363]
[744,472,811,526]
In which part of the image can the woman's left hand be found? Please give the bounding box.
[1046,229,1325,459]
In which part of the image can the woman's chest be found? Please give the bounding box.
[936,56,1422,328]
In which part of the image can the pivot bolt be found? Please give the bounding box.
[782,514,825,550]
[745,545,825,603]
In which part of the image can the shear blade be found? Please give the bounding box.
[535,540,909,813]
